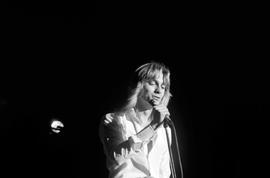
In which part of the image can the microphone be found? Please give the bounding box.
[165,114,172,121]
[164,114,172,127]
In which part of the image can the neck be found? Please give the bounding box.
[135,97,153,123]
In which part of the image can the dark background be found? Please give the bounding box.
[1,2,269,178]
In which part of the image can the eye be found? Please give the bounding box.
[161,85,166,89]
[149,80,156,85]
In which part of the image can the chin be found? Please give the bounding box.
[152,100,161,106]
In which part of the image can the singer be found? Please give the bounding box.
[99,61,172,178]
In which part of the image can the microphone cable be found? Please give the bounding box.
[164,118,184,178]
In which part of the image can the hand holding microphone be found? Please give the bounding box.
[150,99,171,129]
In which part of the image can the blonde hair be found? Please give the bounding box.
[119,61,172,113]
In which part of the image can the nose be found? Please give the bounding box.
[154,86,161,94]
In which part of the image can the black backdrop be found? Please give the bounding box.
[1,2,269,178]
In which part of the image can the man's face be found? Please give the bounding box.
[141,70,166,106]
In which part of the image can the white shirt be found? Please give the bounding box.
[99,108,171,178]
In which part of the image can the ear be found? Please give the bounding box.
[136,81,144,89]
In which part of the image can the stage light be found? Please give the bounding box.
[50,119,64,134]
